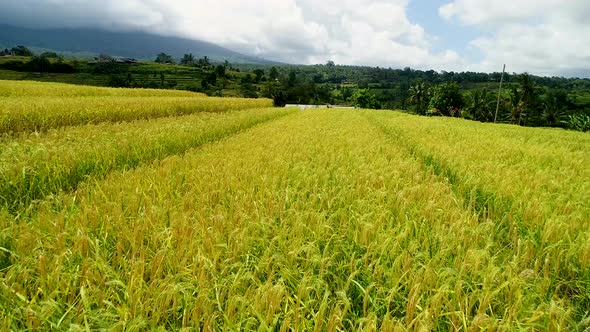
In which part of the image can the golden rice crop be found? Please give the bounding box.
[364,110,590,325]
[1,109,588,330]
[0,80,205,97]
[0,96,273,134]
[364,110,590,238]
[0,107,295,213]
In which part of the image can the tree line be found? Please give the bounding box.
[0,46,75,73]
[231,63,590,132]
[403,74,589,131]
[1,47,588,131]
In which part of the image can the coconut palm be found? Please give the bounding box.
[509,73,539,126]
[515,73,542,125]
[467,89,496,122]
[408,82,429,115]
[509,86,525,125]
[519,73,536,107]
[542,93,568,127]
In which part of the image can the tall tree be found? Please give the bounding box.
[542,91,568,127]
[180,53,195,65]
[287,70,297,87]
[273,91,287,107]
[197,56,211,68]
[509,73,539,125]
[428,82,464,117]
[519,73,536,108]
[269,66,279,81]
[215,65,226,78]
[467,89,496,122]
[11,45,33,56]
[253,69,265,83]
[28,55,51,73]
[509,86,525,125]
[155,53,175,64]
[408,82,430,115]
[40,52,59,58]
[351,89,380,109]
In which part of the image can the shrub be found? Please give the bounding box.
[567,114,590,132]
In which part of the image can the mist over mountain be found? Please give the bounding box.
[0,25,281,64]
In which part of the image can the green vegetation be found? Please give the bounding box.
[1,53,590,131]
[427,82,465,117]
[408,81,429,115]
[155,53,175,64]
[567,114,590,132]
[350,88,380,109]
[0,82,589,330]
[9,45,33,56]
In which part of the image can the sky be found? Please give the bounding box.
[0,0,588,77]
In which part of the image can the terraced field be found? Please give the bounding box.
[0,81,272,134]
[0,81,589,330]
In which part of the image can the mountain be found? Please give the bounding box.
[0,25,281,64]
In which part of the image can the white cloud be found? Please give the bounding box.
[439,0,560,26]
[440,0,590,76]
[0,0,463,70]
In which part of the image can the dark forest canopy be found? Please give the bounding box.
[234,63,590,89]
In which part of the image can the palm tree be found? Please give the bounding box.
[408,82,429,115]
[519,73,536,107]
[508,74,538,126]
[542,93,568,127]
[516,73,540,124]
[180,53,195,65]
[467,89,496,122]
[509,86,525,125]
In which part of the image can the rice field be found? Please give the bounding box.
[0,82,589,330]
[0,108,294,213]
[0,80,205,97]
[0,81,272,134]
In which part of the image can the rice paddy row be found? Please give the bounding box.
[363,110,590,325]
[1,108,588,330]
[0,80,205,97]
[0,107,295,214]
[0,96,273,135]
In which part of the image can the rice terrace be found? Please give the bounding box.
[0,79,587,330]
